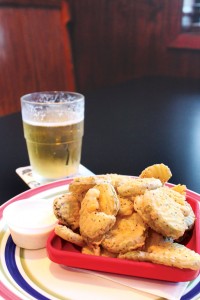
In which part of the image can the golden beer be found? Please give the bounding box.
[23,119,84,182]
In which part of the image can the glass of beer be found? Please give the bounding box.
[21,91,84,183]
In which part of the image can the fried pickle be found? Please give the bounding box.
[55,224,85,247]
[94,182,120,216]
[134,187,188,239]
[53,193,80,230]
[139,163,172,184]
[101,212,148,254]
[119,231,200,270]
[117,177,162,197]
[79,188,116,245]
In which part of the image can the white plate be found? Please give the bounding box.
[0,179,200,300]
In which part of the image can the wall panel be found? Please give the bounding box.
[69,0,200,92]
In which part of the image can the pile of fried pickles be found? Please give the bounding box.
[53,163,200,270]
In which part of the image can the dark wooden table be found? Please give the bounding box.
[1,77,200,205]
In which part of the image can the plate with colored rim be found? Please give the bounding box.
[0,178,200,300]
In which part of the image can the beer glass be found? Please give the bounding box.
[21,91,84,183]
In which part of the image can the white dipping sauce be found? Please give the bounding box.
[3,198,57,250]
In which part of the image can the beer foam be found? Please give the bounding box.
[23,116,84,127]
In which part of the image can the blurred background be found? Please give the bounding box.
[1,0,200,115]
